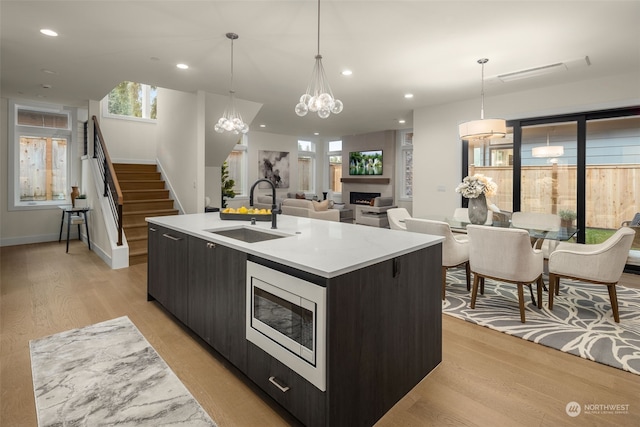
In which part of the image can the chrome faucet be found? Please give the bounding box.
[249,179,279,229]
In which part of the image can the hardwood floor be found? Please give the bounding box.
[2,241,639,426]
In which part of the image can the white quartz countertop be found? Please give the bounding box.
[146,213,443,278]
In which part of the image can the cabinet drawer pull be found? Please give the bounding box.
[268,376,290,393]
[162,233,183,241]
[149,227,157,232]
[206,242,216,249]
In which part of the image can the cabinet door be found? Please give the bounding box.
[148,225,189,323]
[147,225,164,303]
[187,237,247,369]
[214,244,247,369]
[188,237,215,343]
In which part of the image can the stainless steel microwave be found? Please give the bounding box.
[246,261,326,391]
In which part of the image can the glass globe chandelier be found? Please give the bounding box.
[215,32,249,134]
[295,0,343,119]
[458,58,506,141]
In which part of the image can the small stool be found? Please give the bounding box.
[58,206,91,253]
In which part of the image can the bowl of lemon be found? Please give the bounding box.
[220,206,272,221]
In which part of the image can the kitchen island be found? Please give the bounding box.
[147,212,443,426]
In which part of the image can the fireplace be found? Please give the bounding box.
[350,191,381,205]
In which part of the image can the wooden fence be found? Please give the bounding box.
[471,164,640,230]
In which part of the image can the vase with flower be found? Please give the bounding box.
[455,174,498,225]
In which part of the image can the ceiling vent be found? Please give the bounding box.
[491,56,591,83]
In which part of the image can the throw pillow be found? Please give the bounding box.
[295,192,306,199]
[312,200,329,211]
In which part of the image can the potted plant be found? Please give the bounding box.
[559,209,576,227]
[221,161,236,208]
[75,194,88,208]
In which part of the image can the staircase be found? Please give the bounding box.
[114,163,179,265]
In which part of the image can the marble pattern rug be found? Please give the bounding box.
[30,316,216,427]
[443,268,640,375]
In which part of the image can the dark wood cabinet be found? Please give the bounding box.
[188,237,247,369]
[147,224,189,324]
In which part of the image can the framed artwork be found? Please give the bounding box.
[259,150,290,189]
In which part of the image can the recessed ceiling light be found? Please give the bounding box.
[398,119,406,124]
[341,70,353,76]
[41,68,58,75]
[259,124,266,128]
[41,84,52,89]
[314,132,320,135]
[176,63,189,70]
[404,93,414,99]
[40,29,58,37]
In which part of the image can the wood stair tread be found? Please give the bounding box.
[123,208,178,215]
[123,198,173,204]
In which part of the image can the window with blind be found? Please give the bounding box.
[9,102,75,209]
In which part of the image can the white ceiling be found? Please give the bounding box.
[2,1,639,140]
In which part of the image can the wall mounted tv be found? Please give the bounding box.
[349,150,383,175]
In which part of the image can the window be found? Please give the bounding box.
[462,106,640,249]
[9,101,75,209]
[327,140,342,194]
[399,131,413,199]
[298,140,316,193]
[103,81,157,121]
[225,135,248,197]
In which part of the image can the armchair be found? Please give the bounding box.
[405,218,470,300]
[467,225,544,323]
[548,227,636,323]
[387,208,411,230]
[621,213,640,250]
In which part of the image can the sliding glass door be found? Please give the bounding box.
[520,122,577,218]
[585,116,640,247]
[463,107,639,252]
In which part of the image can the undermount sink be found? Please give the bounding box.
[207,227,290,243]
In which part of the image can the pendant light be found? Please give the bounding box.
[215,32,249,134]
[294,0,343,119]
[532,132,564,158]
[458,58,506,141]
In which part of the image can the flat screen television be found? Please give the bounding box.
[349,150,383,175]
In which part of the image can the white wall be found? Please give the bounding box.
[412,72,640,219]
[156,88,200,214]
[224,131,300,209]
[96,107,157,163]
[0,98,89,246]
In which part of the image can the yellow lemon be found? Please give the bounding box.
[259,209,267,214]
[228,207,236,213]
[238,206,248,214]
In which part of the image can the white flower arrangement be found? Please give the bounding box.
[455,174,497,199]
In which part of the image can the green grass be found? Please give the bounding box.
[585,228,616,245]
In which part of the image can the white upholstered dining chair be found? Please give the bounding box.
[511,211,562,257]
[387,208,411,231]
[405,218,470,300]
[467,225,544,323]
[548,227,636,323]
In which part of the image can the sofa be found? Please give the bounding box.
[280,198,340,222]
[252,192,302,211]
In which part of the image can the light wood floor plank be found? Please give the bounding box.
[1,241,639,426]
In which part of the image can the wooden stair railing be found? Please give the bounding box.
[92,115,124,246]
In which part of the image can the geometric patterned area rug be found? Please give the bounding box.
[30,316,216,427]
[443,268,640,375]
